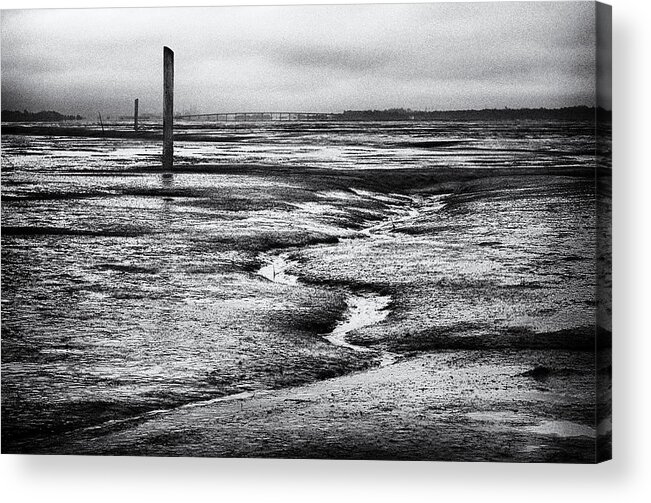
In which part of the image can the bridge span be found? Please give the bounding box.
[175,111,339,122]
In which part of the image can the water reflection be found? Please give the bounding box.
[157,172,176,336]
[161,172,174,187]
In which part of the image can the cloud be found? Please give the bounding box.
[272,44,394,74]
[1,2,600,116]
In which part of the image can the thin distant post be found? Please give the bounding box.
[163,46,174,170]
[98,112,105,135]
[134,98,139,132]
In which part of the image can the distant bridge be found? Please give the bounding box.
[175,111,339,122]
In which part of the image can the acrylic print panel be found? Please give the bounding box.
[0,1,611,462]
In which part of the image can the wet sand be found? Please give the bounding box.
[46,350,602,462]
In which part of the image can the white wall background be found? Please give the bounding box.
[1,1,649,502]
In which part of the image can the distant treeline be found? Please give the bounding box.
[341,106,611,121]
[1,110,84,122]
[1,106,611,124]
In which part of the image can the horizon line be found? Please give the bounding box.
[2,105,613,118]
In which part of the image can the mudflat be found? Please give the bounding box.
[1,120,611,460]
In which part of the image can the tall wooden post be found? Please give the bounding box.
[163,46,174,170]
[134,98,139,132]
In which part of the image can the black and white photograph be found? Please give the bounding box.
[1,1,611,464]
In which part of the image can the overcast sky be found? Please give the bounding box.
[1,2,602,117]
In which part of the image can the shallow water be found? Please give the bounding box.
[466,411,596,438]
[257,240,396,365]
[526,420,596,438]
[258,254,300,285]
[326,293,392,350]
[1,119,596,178]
